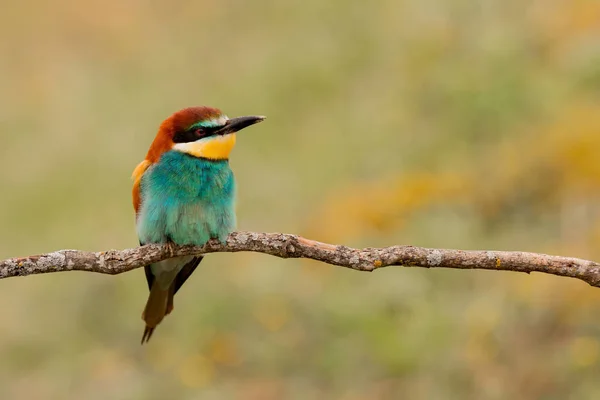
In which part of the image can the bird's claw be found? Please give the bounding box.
[211,234,229,245]
[165,242,176,257]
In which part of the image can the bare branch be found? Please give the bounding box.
[1,231,599,287]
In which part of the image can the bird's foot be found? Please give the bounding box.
[165,241,176,257]
[211,234,229,245]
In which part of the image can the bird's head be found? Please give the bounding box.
[145,106,265,162]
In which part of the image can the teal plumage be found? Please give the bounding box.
[137,152,236,247]
[132,106,264,344]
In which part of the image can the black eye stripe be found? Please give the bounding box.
[172,130,200,143]
[173,126,222,144]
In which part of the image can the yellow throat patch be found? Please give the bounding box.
[173,133,237,160]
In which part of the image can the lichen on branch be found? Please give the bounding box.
[1,232,600,287]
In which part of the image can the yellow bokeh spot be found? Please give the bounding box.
[209,334,241,366]
[570,337,600,368]
[253,296,289,332]
[305,171,470,243]
[178,354,215,388]
[146,340,180,372]
[465,336,499,366]
[91,349,133,381]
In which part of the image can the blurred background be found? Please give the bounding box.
[1,0,599,398]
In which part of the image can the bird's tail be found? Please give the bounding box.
[141,282,172,344]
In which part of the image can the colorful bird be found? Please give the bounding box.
[132,106,265,344]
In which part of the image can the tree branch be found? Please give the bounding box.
[1,231,599,287]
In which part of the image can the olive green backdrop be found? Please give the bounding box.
[1,0,599,398]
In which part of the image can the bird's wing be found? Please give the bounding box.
[133,158,202,294]
[141,242,203,292]
[143,254,203,297]
[173,256,203,294]
[132,159,152,216]
[133,160,158,291]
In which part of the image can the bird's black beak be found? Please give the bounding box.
[215,115,266,135]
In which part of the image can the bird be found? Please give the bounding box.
[132,106,265,344]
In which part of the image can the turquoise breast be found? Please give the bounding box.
[136,150,236,246]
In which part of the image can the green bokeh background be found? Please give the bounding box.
[1,0,600,398]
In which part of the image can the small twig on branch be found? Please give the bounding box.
[1,231,599,287]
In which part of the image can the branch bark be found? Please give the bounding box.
[1,231,600,287]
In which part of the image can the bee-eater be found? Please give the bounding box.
[132,106,265,344]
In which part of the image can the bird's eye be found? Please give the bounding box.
[194,128,205,138]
